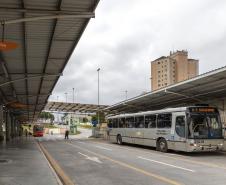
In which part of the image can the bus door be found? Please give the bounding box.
[172,112,187,151]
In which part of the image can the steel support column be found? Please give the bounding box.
[0,105,4,142]
[10,115,15,138]
[5,111,11,141]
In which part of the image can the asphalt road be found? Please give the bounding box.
[39,135,226,185]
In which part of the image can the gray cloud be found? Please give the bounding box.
[50,0,226,105]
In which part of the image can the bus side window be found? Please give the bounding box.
[145,115,156,128]
[113,119,118,128]
[125,117,134,128]
[157,114,172,128]
[108,119,112,128]
[175,116,185,138]
[119,118,125,128]
[135,116,144,128]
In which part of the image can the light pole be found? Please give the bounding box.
[125,90,128,101]
[65,92,67,103]
[97,68,100,126]
[72,88,75,103]
[57,96,59,123]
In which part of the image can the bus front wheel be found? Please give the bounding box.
[117,135,122,145]
[157,138,168,152]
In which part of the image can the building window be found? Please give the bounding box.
[158,62,160,64]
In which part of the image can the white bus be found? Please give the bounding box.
[107,106,224,152]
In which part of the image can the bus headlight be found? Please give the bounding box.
[190,143,197,147]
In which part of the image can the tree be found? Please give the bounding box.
[82,117,88,123]
[39,112,55,123]
[91,112,106,125]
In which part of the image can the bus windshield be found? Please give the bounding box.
[34,125,43,131]
[188,113,222,139]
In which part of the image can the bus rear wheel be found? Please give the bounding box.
[158,138,168,152]
[117,135,122,145]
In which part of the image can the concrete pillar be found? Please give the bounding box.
[10,115,15,138]
[6,111,11,141]
[0,105,4,142]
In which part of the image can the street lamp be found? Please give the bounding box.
[97,68,100,125]
[72,88,75,103]
[65,92,67,103]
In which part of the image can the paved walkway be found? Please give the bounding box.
[0,137,60,185]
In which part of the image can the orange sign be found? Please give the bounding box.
[0,41,19,51]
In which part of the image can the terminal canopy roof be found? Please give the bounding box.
[45,101,108,114]
[0,0,99,121]
[107,66,226,114]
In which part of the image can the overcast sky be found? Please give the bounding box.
[49,0,226,105]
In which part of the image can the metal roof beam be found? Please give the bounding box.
[0,73,62,88]
[1,13,95,25]
[33,0,63,121]
[21,0,29,121]
[0,7,94,15]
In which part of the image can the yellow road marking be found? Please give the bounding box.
[38,142,75,185]
[88,140,226,170]
[66,142,183,185]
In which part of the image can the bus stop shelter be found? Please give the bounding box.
[0,0,100,142]
[106,66,226,125]
[45,101,108,114]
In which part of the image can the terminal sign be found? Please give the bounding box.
[0,41,18,51]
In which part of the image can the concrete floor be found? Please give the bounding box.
[1,128,225,185]
[40,135,226,185]
[0,137,60,185]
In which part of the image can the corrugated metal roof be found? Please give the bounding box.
[107,66,226,114]
[0,0,100,121]
[45,101,108,114]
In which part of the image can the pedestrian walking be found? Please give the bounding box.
[65,130,69,139]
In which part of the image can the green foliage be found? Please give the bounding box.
[61,113,68,121]
[69,131,81,135]
[39,112,55,122]
[44,124,58,128]
[91,112,106,123]
[82,117,89,123]
[78,124,92,129]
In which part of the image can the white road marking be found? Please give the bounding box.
[138,156,195,172]
[95,145,112,151]
[78,152,102,163]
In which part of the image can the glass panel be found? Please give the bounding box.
[157,114,172,128]
[188,113,222,139]
[112,119,118,128]
[34,126,43,131]
[175,116,185,138]
[125,117,134,128]
[135,116,144,128]
[119,118,125,128]
[145,115,156,128]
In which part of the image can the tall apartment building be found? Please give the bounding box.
[151,50,199,91]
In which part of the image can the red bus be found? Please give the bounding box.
[33,125,44,137]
